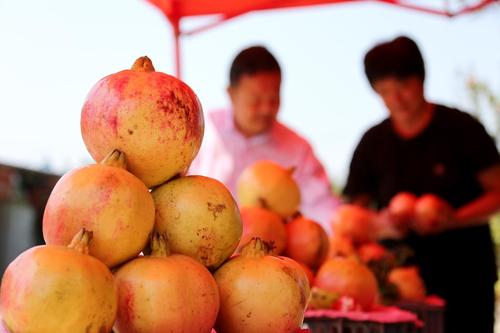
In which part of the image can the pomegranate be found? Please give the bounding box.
[357,242,392,263]
[388,266,426,301]
[237,160,301,218]
[237,207,286,255]
[43,150,155,268]
[331,204,377,244]
[214,238,310,333]
[285,215,329,270]
[308,287,340,310]
[327,234,355,259]
[297,262,315,287]
[153,175,242,270]
[81,56,204,187]
[315,257,379,311]
[413,194,453,234]
[114,233,219,333]
[0,229,116,333]
[388,192,417,228]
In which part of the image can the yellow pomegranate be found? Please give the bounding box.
[153,175,242,270]
[43,150,155,268]
[237,160,300,218]
[114,234,219,333]
[214,238,310,333]
[0,229,117,333]
[81,56,204,187]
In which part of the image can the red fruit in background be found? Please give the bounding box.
[358,242,392,263]
[327,234,355,259]
[81,56,204,187]
[315,257,379,311]
[413,194,452,234]
[388,266,426,301]
[388,192,417,225]
[237,207,286,255]
[43,150,155,268]
[214,238,310,333]
[331,205,377,244]
[286,215,329,270]
[296,262,315,287]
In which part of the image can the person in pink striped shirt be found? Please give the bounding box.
[189,46,341,233]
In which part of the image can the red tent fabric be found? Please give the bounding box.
[149,0,496,20]
[146,0,497,76]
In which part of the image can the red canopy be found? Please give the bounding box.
[146,0,497,77]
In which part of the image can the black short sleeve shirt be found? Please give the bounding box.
[344,105,500,208]
[343,105,500,290]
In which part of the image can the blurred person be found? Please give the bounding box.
[344,36,500,333]
[189,46,340,232]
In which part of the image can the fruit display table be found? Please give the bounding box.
[303,306,422,333]
[394,296,445,333]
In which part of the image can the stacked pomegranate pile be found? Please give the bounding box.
[0,57,310,333]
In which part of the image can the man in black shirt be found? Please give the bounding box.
[344,36,500,333]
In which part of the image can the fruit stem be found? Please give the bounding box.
[68,228,93,255]
[241,237,271,258]
[131,56,155,72]
[101,150,127,169]
[150,233,171,257]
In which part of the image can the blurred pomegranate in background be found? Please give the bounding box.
[315,257,379,311]
[388,266,426,301]
[331,205,377,244]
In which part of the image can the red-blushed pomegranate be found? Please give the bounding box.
[81,56,204,187]
[357,242,392,263]
[413,194,453,234]
[285,215,329,270]
[314,257,379,311]
[388,266,426,302]
[0,229,116,333]
[237,207,286,255]
[237,160,301,218]
[327,234,355,259]
[214,238,310,333]
[113,234,219,333]
[388,192,417,225]
[153,175,242,270]
[297,262,315,287]
[43,150,155,268]
[331,205,377,244]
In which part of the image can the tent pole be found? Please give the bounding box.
[171,16,181,79]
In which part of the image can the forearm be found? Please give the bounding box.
[454,191,500,227]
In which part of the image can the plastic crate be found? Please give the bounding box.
[394,299,444,333]
[303,317,419,333]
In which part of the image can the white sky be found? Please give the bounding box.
[0,1,499,187]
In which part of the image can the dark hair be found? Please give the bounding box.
[364,36,425,87]
[229,46,281,86]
